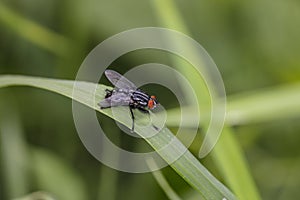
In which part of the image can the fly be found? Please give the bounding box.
[98,69,159,132]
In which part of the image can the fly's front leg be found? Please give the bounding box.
[104,89,113,98]
[137,106,150,120]
[98,89,114,109]
[137,106,150,114]
[137,106,159,131]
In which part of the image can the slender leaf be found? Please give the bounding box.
[13,191,56,200]
[0,75,236,199]
[212,128,261,200]
[0,96,29,198]
[227,83,300,125]
[147,158,182,200]
[165,82,300,127]
[150,0,261,199]
[30,147,88,200]
[0,2,72,56]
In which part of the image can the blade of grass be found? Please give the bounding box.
[97,166,118,200]
[165,82,300,127]
[97,130,120,200]
[30,147,88,200]
[0,75,236,199]
[147,158,182,200]
[212,127,261,200]
[0,89,88,200]
[13,191,56,200]
[151,0,210,106]
[0,2,72,57]
[226,83,300,125]
[151,0,261,199]
[0,96,29,199]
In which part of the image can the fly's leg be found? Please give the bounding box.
[129,104,135,132]
[137,107,149,114]
[137,106,150,126]
[137,107,159,131]
[98,89,114,109]
[104,89,113,98]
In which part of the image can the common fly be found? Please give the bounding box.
[98,70,159,132]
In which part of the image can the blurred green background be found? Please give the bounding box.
[1,0,300,199]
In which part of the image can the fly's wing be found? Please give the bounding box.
[98,92,131,108]
[105,70,137,90]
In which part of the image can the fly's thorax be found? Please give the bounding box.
[114,88,132,94]
[131,90,150,107]
[131,90,158,109]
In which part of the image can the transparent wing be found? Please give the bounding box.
[105,70,137,90]
[98,93,131,108]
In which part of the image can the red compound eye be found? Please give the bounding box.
[148,96,157,109]
[148,99,154,109]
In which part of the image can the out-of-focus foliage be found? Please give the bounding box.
[0,0,299,199]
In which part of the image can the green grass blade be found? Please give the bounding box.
[0,2,72,56]
[30,147,88,200]
[165,82,300,127]
[227,83,300,125]
[147,158,182,200]
[0,97,29,198]
[0,75,236,199]
[212,128,261,200]
[13,191,56,200]
[151,0,261,199]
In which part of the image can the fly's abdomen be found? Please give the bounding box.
[99,89,132,108]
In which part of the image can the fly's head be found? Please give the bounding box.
[148,95,158,110]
